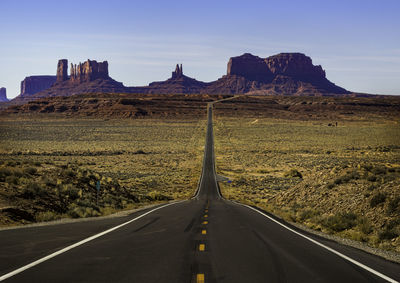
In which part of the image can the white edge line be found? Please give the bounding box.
[193,103,212,199]
[233,201,398,283]
[212,95,397,282]
[209,104,222,198]
[0,201,185,281]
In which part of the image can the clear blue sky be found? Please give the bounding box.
[1,0,399,98]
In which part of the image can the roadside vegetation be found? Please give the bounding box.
[0,118,204,226]
[1,109,399,254]
[215,117,400,253]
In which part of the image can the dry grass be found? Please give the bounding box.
[0,117,205,226]
[215,117,400,253]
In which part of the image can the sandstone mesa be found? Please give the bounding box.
[10,52,354,103]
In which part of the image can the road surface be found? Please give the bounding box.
[0,102,399,282]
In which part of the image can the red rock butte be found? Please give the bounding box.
[11,52,353,101]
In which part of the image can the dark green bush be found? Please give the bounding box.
[334,177,343,185]
[66,185,80,200]
[387,197,400,214]
[327,182,335,189]
[23,167,37,175]
[284,169,303,178]
[378,229,398,240]
[358,218,373,234]
[147,191,173,201]
[334,171,360,185]
[63,169,76,178]
[372,166,387,175]
[370,192,386,207]
[321,212,358,232]
[5,175,19,185]
[298,209,319,221]
[22,182,47,199]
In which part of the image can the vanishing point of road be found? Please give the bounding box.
[0,101,399,282]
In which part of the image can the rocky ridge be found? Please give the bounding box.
[10,52,353,103]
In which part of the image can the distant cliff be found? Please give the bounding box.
[204,53,349,95]
[10,52,352,102]
[137,53,349,96]
[131,64,208,94]
[15,59,126,100]
[0,88,8,102]
[19,76,56,97]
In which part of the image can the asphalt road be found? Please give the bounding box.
[0,103,399,282]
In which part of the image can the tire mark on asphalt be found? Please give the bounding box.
[184,218,196,233]
[132,217,160,233]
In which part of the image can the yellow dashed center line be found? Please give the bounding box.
[199,244,205,251]
[204,214,208,218]
[201,229,207,235]
[197,273,205,283]
[202,221,208,225]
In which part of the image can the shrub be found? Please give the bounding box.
[334,177,343,185]
[386,219,400,230]
[23,167,37,175]
[326,182,335,189]
[36,211,59,222]
[75,199,99,211]
[0,167,24,180]
[387,197,400,214]
[321,212,358,232]
[119,98,137,105]
[67,206,100,218]
[0,167,12,181]
[12,168,24,177]
[68,206,86,218]
[5,175,19,185]
[147,191,173,201]
[362,164,373,171]
[358,218,373,234]
[371,166,387,175]
[346,171,360,180]
[334,171,360,185]
[284,169,303,179]
[378,229,398,240]
[43,178,56,187]
[60,184,80,200]
[370,192,386,207]
[298,209,319,221]
[21,182,47,199]
[62,169,76,178]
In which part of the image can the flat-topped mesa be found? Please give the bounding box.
[56,59,68,82]
[265,53,325,81]
[227,52,326,83]
[70,59,109,83]
[227,53,273,82]
[171,64,183,79]
[20,76,57,97]
[222,52,349,94]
